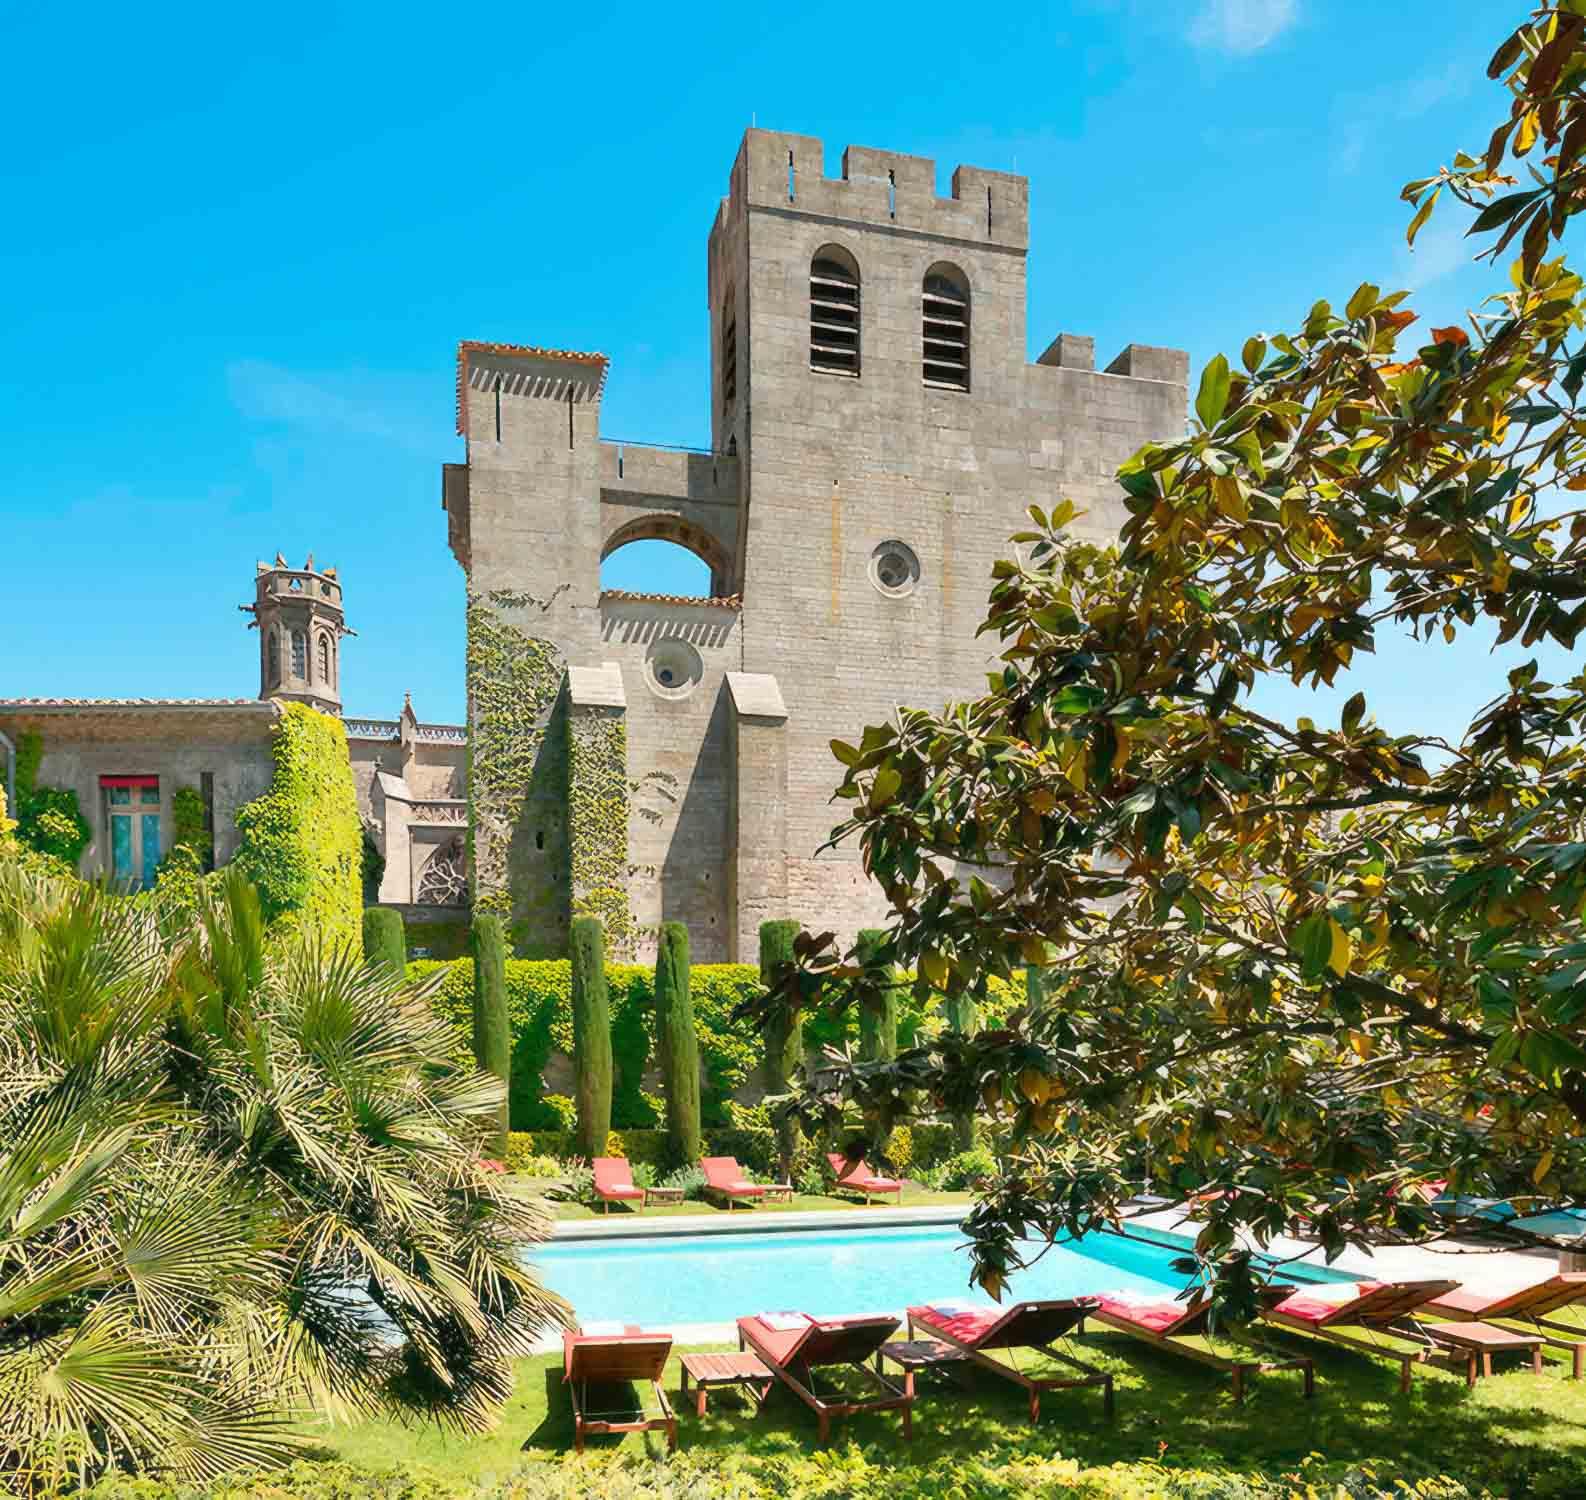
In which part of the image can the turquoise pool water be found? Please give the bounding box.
[532,1224,1208,1326]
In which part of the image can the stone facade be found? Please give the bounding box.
[1,562,466,916]
[444,129,1188,962]
[0,699,280,881]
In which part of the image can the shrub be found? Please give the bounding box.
[883,1124,914,1175]
[472,914,511,1156]
[540,1096,577,1132]
[656,1163,706,1200]
[940,1146,998,1190]
[602,1131,626,1158]
[655,921,701,1166]
[362,907,406,975]
[569,918,612,1156]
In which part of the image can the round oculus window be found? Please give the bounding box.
[869,540,921,598]
[644,637,703,699]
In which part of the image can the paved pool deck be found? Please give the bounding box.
[534,1198,1574,1349]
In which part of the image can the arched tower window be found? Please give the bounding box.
[317,633,331,685]
[923,264,970,391]
[291,629,307,680]
[810,246,860,376]
[267,630,280,688]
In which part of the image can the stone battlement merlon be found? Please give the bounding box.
[724,128,1029,253]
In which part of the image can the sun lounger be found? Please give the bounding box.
[736,1311,912,1442]
[1260,1278,1467,1392]
[561,1325,676,1453]
[906,1298,1113,1422]
[592,1157,646,1213]
[825,1152,903,1205]
[1426,1273,1586,1379]
[1092,1286,1314,1403]
[701,1156,769,1208]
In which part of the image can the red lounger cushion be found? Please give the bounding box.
[1270,1281,1384,1324]
[1095,1294,1192,1334]
[910,1304,1003,1344]
[1428,1287,1498,1316]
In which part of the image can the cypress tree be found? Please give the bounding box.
[655,921,702,1166]
[470,914,511,1157]
[758,919,803,1179]
[854,928,900,1063]
[570,916,613,1157]
[362,907,406,978]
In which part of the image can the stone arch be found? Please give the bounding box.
[601,513,733,597]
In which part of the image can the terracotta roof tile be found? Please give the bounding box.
[599,590,743,610]
[455,340,609,435]
[0,697,269,708]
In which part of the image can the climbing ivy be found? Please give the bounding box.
[567,711,632,957]
[234,702,362,949]
[8,730,91,872]
[465,592,565,932]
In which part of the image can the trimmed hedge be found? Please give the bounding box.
[411,957,1022,1136]
[569,918,612,1155]
[471,914,511,1156]
[79,1451,1489,1500]
[363,908,406,976]
[502,1122,966,1175]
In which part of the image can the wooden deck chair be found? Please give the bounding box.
[561,1326,675,1453]
[1260,1278,1461,1393]
[736,1312,912,1443]
[1425,1273,1586,1379]
[826,1153,904,1205]
[1092,1286,1314,1404]
[701,1156,766,1208]
[906,1298,1113,1422]
[592,1157,646,1213]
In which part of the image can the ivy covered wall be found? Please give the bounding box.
[567,707,632,957]
[234,702,362,949]
[466,589,638,959]
[465,591,569,953]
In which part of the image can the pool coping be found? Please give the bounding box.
[551,1204,966,1242]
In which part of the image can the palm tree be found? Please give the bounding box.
[0,864,568,1493]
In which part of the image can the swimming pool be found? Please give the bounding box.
[532,1222,1220,1326]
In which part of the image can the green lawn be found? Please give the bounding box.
[540,1185,975,1220]
[303,1322,1586,1495]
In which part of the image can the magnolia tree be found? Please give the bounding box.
[753,3,1586,1301]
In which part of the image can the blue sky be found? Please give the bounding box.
[0,0,1547,738]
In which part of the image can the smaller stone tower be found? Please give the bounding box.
[241,553,353,715]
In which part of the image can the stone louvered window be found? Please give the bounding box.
[810,248,860,376]
[923,265,970,390]
[721,291,738,410]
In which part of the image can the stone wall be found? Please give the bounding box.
[445,129,1188,962]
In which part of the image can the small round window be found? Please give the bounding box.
[869,540,921,598]
[645,638,704,699]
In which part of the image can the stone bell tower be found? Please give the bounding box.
[241,553,353,715]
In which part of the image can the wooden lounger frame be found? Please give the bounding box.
[738,1317,913,1444]
[906,1301,1114,1423]
[1259,1278,1461,1394]
[1431,1276,1586,1380]
[1093,1290,1314,1405]
[563,1335,676,1453]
